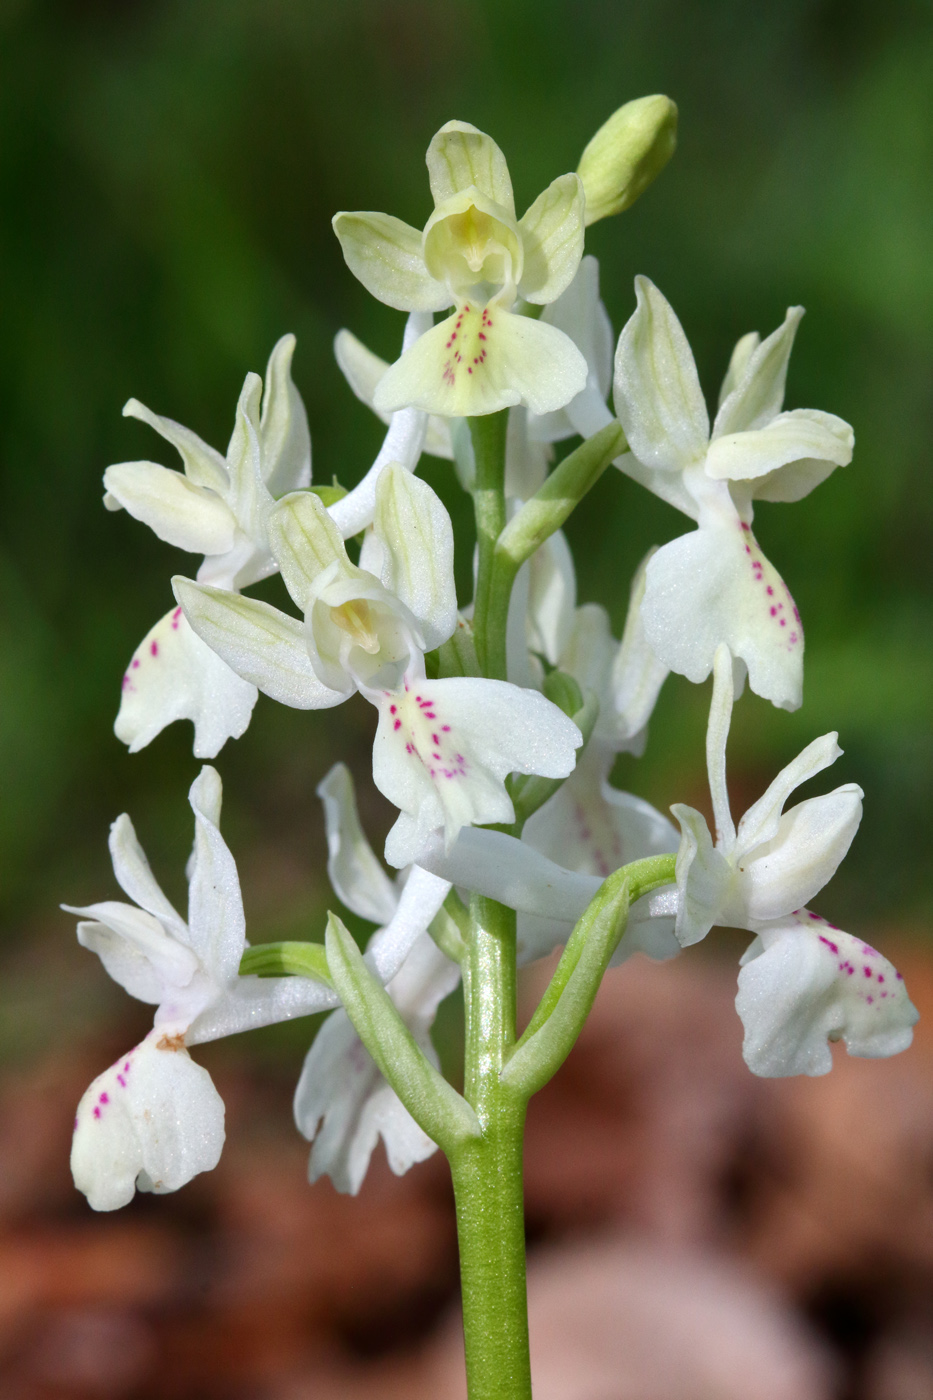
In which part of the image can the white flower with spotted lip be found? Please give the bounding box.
[736,910,918,1077]
[333,120,588,418]
[613,277,854,711]
[374,675,583,869]
[175,461,456,708]
[669,646,916,1076]
[672,646,864,948]
[108,336,311,757]
[294,764,458,1194]
[63,766,336,1211]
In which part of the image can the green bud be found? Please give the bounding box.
[577,95,678,226]
[542,669,584,719]
[307,481,348,507]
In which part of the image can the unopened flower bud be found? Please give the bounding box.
[577,95,678,225]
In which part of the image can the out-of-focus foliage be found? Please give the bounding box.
[0,0,931,935]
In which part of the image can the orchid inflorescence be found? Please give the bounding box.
[65,98,917,1395]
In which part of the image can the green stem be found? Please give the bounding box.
[469,411,510,679]
[448,895,532,1400]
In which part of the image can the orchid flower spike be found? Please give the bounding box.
[107,336,311,756]
[671,646,917,1076]
[613,278,854,710]
[333,120,589,418]
[295,764,458,1194]
[63,767,334,1211]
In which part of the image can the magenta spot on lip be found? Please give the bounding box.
[779,619,786,627]
[770,606,777,616]
[117,1074,126,1087]
[866,995,874,1004]
[878,975,885,984]
[124,1061,131,1072]
[442,725,451,732]
[432,733,440,744]
[818,934,839,954]
[863,967,872,978]
[93,1106,101,1119]
[99,1092,109,1105]
[73,1117,79,1131]
[150,641,159,656]
[393,719,401,731]
[766,586,774,596]
[390,704,397,715]
[807,912,820,920]
[405,742,413,754]
[897,972,903,980]
[132,658,140,669]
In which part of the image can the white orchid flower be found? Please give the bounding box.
[736,910,918,1077]
[672,646,864,947]
[668,646,916,1075]
[333,120,588,418]
[294,764,458,1194]
[375,674,583,868]
[107,336,310,756]
[175,461,456,706]
[613,278,854,710]
[63,767,335,1211]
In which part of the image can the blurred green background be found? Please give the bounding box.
[1,0,931,1016]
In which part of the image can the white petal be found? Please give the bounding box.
[613,276,709,473]
[107,811,187,941]
[374,679,582,865]
[426,120,516,215]
[103,462,236,555]
[671,803,734,946]
[712,306,804,437]
[518,173,586,305]
[64,904,197,1003]
[185,766,245,985]
[418,825,600,923]
[268,490,346,613]
[373,303,588,419]
[609,550,669,751]
[71,1029,225,1211]
[736,915,918,1077]
[224,373,270,542]
[749,457,844,505]
[186,974,339,1043]
[504,405,550,496]
[317,763,399,925]
[736,732,843,851]
[374,465,457,649]
[524,756,679,881]
[717,331,760,410]
[295,931,458,1193]
[642,520,804,711]
[365,865,452,984]
[706,409,854,484]
[527,530,577,666]
[122,398,229,494]
[174,579,348,710]
[615,451,699,520]
[332,212,450,312]
[533,258,614,443]
[738,785,863,924]
[115,606,258,758]
[260,334,312,495]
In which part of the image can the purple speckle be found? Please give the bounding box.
[150,641,159,657]
[393,719,401,731]
[93,1106,101,1119]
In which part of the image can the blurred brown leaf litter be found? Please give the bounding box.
[0,944,931,1398]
